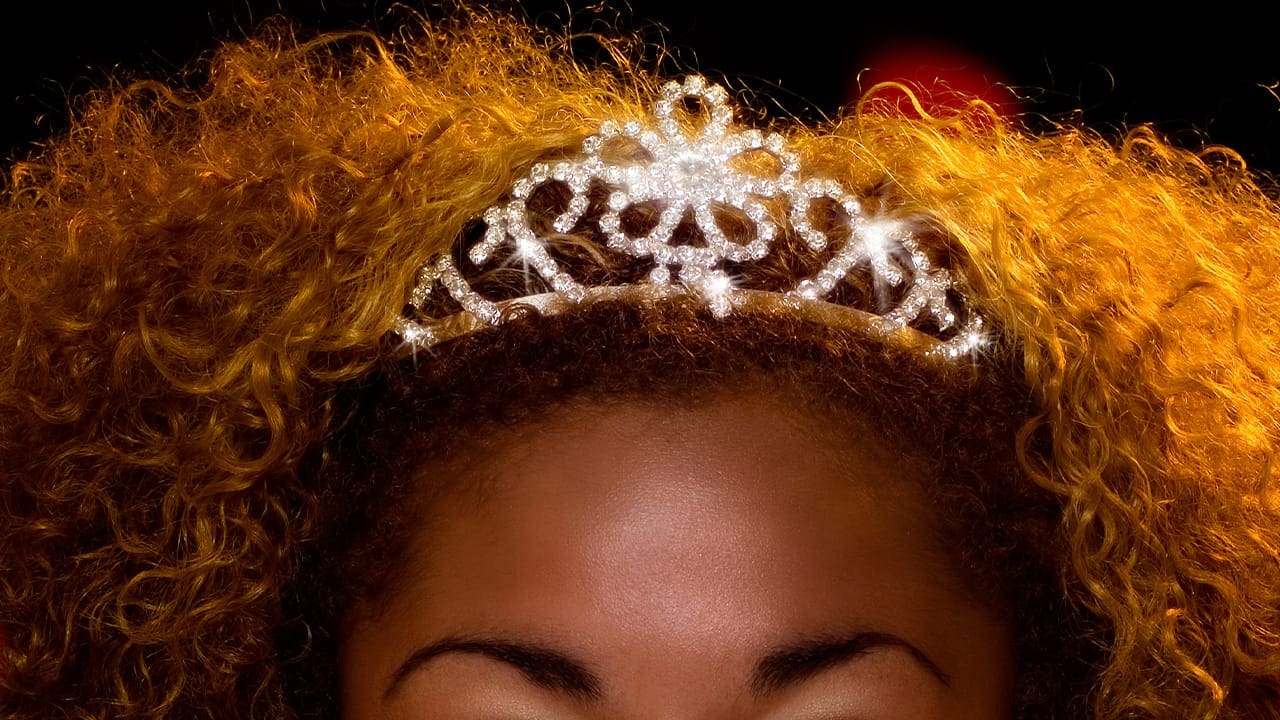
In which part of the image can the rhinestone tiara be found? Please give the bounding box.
[396,75,985,359]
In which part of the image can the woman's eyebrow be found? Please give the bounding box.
[384,630,948,703]
[750,631,951,696]
[383,636,603,702]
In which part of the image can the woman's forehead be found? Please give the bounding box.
[340,392,1015,717]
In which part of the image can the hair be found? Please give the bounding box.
[2,7,1279,720]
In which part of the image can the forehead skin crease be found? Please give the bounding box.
[339,390,1016,720]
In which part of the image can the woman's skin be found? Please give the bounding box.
[340,391,1015,719]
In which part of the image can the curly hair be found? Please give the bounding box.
[2,7,1279,719]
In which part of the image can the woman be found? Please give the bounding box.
[2,10,1278,719]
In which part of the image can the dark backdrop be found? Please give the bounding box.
[3,1,1277,173]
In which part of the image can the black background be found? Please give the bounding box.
[3,1,1278,173]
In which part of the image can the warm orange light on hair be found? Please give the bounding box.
[1,8,1278,720]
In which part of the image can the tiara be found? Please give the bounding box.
[396,75,985,359]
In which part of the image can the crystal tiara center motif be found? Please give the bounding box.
[397,75,985,358]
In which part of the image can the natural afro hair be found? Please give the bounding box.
[2,7,1280,719]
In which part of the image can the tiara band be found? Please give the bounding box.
[397,75,985,359]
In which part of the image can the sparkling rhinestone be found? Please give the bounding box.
[552,216,574,234]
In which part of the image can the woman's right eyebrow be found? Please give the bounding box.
[383,636,603,702]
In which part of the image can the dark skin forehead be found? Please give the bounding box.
[339,391,1015,719]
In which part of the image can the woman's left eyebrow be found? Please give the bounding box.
[750,631,951,696]
[383,636,603,702]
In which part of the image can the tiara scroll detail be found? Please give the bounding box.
[397,75,985,359]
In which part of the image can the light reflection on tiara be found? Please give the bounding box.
[397,75,985,359]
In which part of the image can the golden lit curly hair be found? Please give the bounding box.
[3,8,1279,720]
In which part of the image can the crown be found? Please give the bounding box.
[396,75,985,359]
